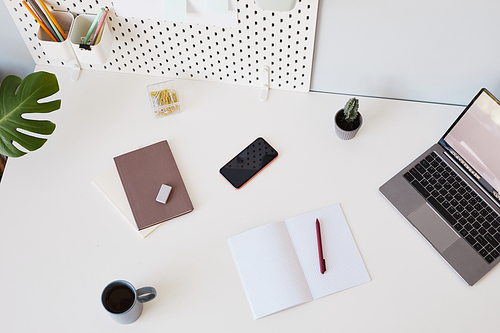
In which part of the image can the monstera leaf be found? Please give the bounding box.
[0,71,61,158]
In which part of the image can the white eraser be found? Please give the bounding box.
[156,184,172,204]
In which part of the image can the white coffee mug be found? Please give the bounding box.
[101,280,157,324]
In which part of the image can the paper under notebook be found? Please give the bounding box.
[228,204,370,319]
[93,164,160,238]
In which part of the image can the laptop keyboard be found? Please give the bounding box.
[404,151,500,264]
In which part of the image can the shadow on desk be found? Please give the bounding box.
[0,155,6,182]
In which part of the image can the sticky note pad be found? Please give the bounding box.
[165,0,187,22]
[156,184,172,204]
[206,0,228,14]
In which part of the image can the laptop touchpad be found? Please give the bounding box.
[408,203,460,253]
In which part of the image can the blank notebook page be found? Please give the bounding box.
[228,221,313,319]
[285,204,371,299]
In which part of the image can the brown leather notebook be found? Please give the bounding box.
[114,141,193,230]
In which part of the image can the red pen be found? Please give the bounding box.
[316,219,326,274]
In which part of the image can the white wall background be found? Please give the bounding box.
[311,0,500,106]
[0,1,35,81]
[3,0,500,106]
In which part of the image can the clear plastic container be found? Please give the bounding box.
[147,80,181,118]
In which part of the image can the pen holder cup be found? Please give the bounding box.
[37,11,76,61]
[70,14,112,64]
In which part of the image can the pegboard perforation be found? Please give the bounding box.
[5,0,318,92]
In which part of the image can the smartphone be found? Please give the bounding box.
[219,137,278,189]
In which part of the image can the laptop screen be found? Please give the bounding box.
[442,89,500,202]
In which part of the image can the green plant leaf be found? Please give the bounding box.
[0,71,61,158]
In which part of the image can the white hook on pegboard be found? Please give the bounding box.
[259,66,270,101]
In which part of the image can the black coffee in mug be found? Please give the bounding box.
[102,280,157,324]
[104,284,135,314]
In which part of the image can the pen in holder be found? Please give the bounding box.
[70,11,112,64]
[35,11,75,61]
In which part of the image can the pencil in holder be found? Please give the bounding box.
[37,11,75,61]
[70,13,112,64]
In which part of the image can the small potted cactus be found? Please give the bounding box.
[334,97,363,140]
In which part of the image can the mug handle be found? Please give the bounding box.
[136,287,157,303]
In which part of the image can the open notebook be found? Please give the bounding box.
[228,204,370,319]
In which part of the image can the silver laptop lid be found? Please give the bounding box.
[439,88,500,204]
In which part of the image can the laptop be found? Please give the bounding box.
[380,88,500,285]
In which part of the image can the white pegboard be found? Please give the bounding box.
[4,0,318,92]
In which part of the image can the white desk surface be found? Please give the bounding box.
[1,65,498,332]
